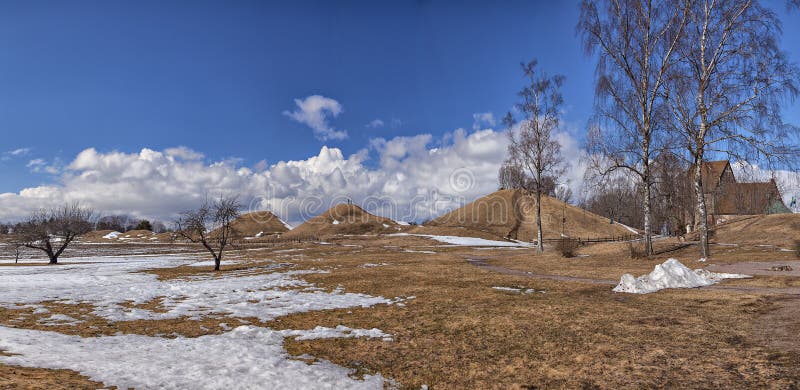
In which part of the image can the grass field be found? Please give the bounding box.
[0,232,798,388]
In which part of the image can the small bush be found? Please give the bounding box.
[556,238,580,258]
[628,242,648,259]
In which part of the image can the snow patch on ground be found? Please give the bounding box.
[0,256,393,323]
[279,218,293,230]
[616,222,640,235]
[281,325,392,342]
[102,231,121,239]
[0,325,387,389]
[0,255,399,388]
[390,233,526,247]
[38,314,81,326]
[492,286,543,294]
[613,259,750,294]
[332,220,341,225]
[359,263,390,268]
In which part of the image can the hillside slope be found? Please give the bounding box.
[427,189,635,241]
[284,204,404,238]
[713,213,800,247]
[225,211,291,238]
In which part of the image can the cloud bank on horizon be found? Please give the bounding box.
[0,127,533,224]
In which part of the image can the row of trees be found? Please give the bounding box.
[0,216,169,236]
[500,0,798,258]
[6,198,241,270]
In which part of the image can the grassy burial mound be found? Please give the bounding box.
[222,211,292,239]
[712,213,800,248]
[426,189,635,242]
[283,204,404,238]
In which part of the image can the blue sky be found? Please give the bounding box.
[0,1,798,205]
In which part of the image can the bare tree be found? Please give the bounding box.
[12,203,94,264]
[175,196,241,271]
[498,162,531,191]
[663,0,799,258]
[13,245,21,264]
[579,0,689,257]
[503,60,567,253]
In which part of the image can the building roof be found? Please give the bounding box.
[699,161,732,192]
[715,180,790,215]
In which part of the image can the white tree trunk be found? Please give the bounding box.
[693,159,711,258]
[536,190,543,253]
[643,179,654,257]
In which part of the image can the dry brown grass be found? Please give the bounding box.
[627,241,648,259]
[713,214,800,247]
[283,204,406,239]
[213,211,290,238]
[555,238,580,258]
[428,189,635,241]
[2,237,800,388]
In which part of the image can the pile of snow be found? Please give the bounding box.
[332,220,341,225]
[102,232,121,239]
[613,259,750,294]
[0,325,387,389]
[390,233,527,247]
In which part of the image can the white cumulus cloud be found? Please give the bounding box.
[0,126,590,224]
[283,95,348,141]
[365,119,384,128]
[472,112,496,130]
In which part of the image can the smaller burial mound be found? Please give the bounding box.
[221,211,292,239]
[284,204,404,238]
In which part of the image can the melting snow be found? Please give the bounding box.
[0,255,397,388]
[492,286,542,294]
[102,232,121,239]
[279,218,293,230]
[332,220,341,225]
[613,259,750,294]
[0,325,386,389]
[390,233,526,247]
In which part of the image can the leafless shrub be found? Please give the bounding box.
[175,196,241,271]
[556,238,581,258]
[628,242,648,260]
[12,203,94,264]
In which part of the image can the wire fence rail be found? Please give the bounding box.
[540,234,640,245]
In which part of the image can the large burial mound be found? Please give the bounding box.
[425,189,636,241]
[712,213,800,248]
[224,211,291,239]
[284,204,404,238]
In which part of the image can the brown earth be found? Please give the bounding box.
[712,213,800,248]
[214,210,290,239]
[284,203,407,238]
[1,234,800,388]
[427,189,636,241]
